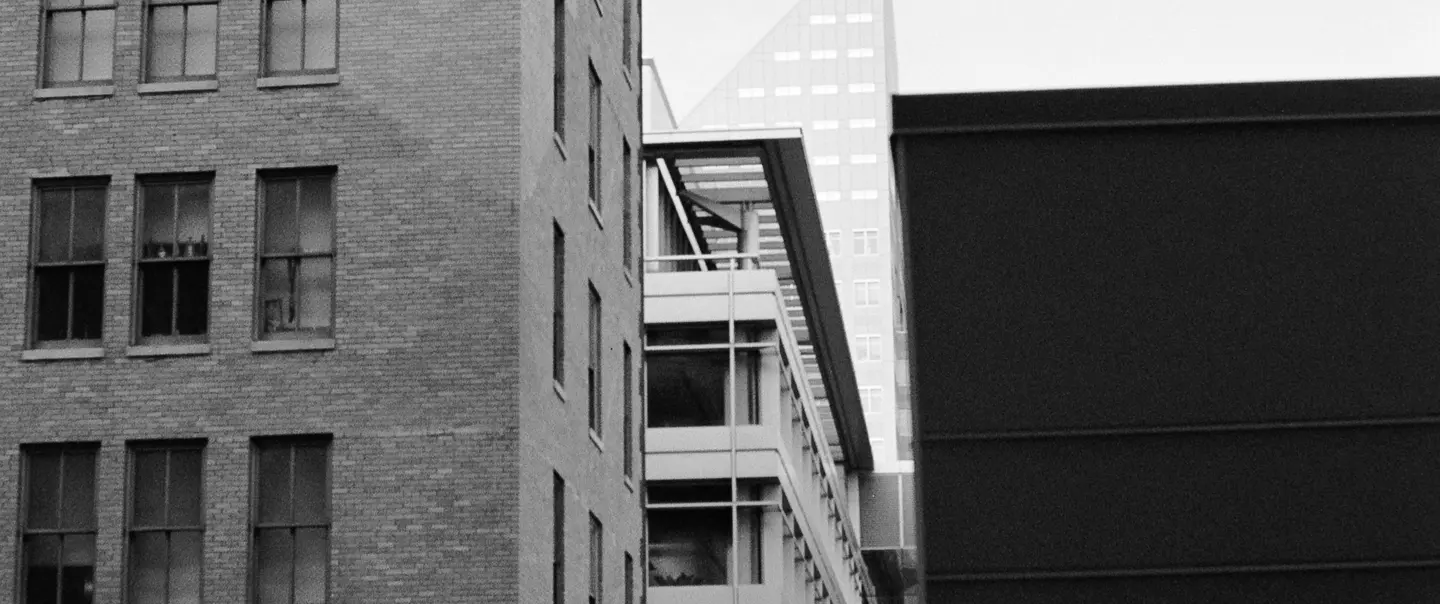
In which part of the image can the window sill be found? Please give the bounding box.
[138,80,219,95]
[589,430,605,451]
[34,85,115,100]
[553,132,568,160]
[126,343,211,357]
[623,476,634,492]
[622,69,634,91]
[553,380,568,402]
[257,73,341,89]
[588,202,604,229]
[251,338,336,353]
[623,270,634,288]
[21,347,104,361]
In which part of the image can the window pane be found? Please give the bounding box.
[298,177,332,252]
[38,189,71,263]
[139,264,175,337]
[60,533,95,604]
[168,450,203,526]
[302,0,337,71]
[71,187,105,262]
[176,183,208,248]
[81,9,114,81]
[132,451,166,527]
[260,259,295,333]
[184,4,217,76]
[45,12,83,83]
[292,445,327,524]
[647,509,728,586]
[294,529,327,604]
[26,453,61,530]
[266,0,303,73]
[71,266,104,341]
[147,6,184,79]
[127,532,165,604]
[168,532,202,604]
[297,257,332,331]
[257,445,292,524]
[264,179,298,254]
[175,263,208,336]
[61,450,95,529]
[24,535,61,604]
[255,529,293,604]
[142,185,176,257]
[34,268,71,342]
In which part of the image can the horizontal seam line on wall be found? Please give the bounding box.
[891,109,1440,136]
[921,414,1440,442]
[928,558,1440,583]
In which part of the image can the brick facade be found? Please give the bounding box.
[0,1,641,603]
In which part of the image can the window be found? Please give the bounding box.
[854,280,880,307]
[850,154,878,164]
[825,230,841,256]
[252,437,330,604]
[262,0,337,76]
[647,483,762,586]
[622,139,634,272]
[859,386,882,412]
[812,120,838,130]
[553,224,566,386]
[848,118,877,128]
[816,191,840,202]
[588,283,602,436]
[137,177,211,344]
[622,342,634,477]
[855,335,882,362]
[20,444,98,604]
[849,83,876,93]
[40,0,115,87]
[624,553,634,604]
[846,12,874,23]
[621,0,633,75]
[853,228,879,255]
[648,351,761,428]
[144,0,218,82]
[588,514,603,604]
[773,51,800,61]
[737,87,764,98]
[847,47,875,58]
[588,63,602,210]
[258,170,335,340]
[809,49,836,60]
[774,86,800,96]
[553,0,567,138]
[32,179,107,348]
[128,442,204,604]
[552,473,566,604]
[811,84,837,95]
[809,14,836,24]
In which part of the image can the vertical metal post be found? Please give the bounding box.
[726,257,740,604]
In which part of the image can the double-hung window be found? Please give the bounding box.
[588,283,602,437]
[622,139,633,272]
[252,437,330,604]
[552,473,566,604]
[553,0,566,138]
[588,63,602,211]
[144,0,218,82]
[622,342,634,477]
[138,177,211,344]
[258,170,335,340]
[553,224,566,386]
[855,335,882,362]
[262,0,338,76]
[20,444,98,604]
[128,442,205,604]
[40,0,115,87]
[32,180,107,348]
[588,514,603,604]
[854,279,880,307]
[853,228,879,256]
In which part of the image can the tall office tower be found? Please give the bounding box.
[659,0,908,472]
[0,2,642,604]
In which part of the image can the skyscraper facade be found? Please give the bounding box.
[661,0,908,471]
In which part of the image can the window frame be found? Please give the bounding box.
[38,0,117,88]
[588,282,603,438]
[552,472,566,604]
[255,168,338,342]
[249,435,332,604]
[622,341,634,478]
[587,61,602,213]
[259,0,340,77]
[852,228,879,256]
[29,178,109,350]
[553,223,566,387]
[588,514,603,604]
[135,174,214,346]
[553,0,566,139]
[855,334,882,362]
[126,440,207,604]
[142,0,221,83]
[621,138,634,273]
[853,279,880,308]
[19,443,100,604]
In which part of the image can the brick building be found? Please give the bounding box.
[1,2,642,604]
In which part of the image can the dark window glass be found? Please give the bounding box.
[553,0,566,138]
[622,140,633,271]
[588,514,603,604]
[623,552,634,604]
[32,181,107,347]
[259,171,335,339]
[145,0,218,81]
[553,224,566,386]
[588,64,602,207]
[128,444,204,604]
[21,445,98,604]
[588,284,602,436]
[42,0,115,86]
[552,473,565,604]
[621,0,632,73]
[252,438,330,604]
[646,352,760,427]
[647,507,762,586]
[138,178,211,343]
[264,0,337,75]
[622,342,633,477]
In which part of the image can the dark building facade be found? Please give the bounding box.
[892,78,1440,603]
[1,2,642,604]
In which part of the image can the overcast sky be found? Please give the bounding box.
[645,0,1440,119]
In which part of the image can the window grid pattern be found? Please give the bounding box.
[21,444,98,604]
[262,0,338,76]
[32,180,107,347]
[855,335,882,362]
[251,438,330,604]
[854,280,880,307]
[852,229,879,256]
[145,0,219,82]
[41,0,116,86]
[137,177,211,344]
[258,171,335,340]
[128,443,204,604]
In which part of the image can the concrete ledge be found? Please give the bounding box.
[251,338,335,353]
[21,347,104,361]
[34,85,115,99]
[553,132,569,160]
[588,201,604,229]
[257,73,340,89]
[138,80,219,95]
[126,343,211,357]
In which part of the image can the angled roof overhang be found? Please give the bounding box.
[644,128,875,471]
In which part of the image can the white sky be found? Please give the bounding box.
[644,0,1440,118]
